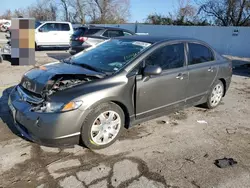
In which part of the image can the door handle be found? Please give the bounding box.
[176,73,185,80]
[208,67,214,72]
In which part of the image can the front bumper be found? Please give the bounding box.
[8,87,83,146]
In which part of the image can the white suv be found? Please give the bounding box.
[35,21,73,49]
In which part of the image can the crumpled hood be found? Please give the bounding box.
[20,62,104,95]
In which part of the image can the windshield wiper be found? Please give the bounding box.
[71,62,108,75]
[61,58,108,76]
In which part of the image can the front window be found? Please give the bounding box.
[40,23,58,32]
[68,39,151,73]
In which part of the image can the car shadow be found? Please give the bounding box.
[46,52,71,61]
[232,60,250,77]
[0,86,31,142]
[38,47,69,51]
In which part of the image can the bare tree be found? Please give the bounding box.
[87,0,130,23]
[69,0,86,23]
[0,9,12,19]
[197,0,250,26]
[12,8,27,18]
[27,0,58,21]
[60,0,70,21]
[178,0,197,19]
[49,3,58,21]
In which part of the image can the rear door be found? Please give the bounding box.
[136,42,188,119]
[57,23,72,46]
[186,43,218,104]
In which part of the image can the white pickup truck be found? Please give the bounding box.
[35,21,73,49]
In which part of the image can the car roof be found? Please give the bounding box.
[42,21,71,24]
[115,35,204,44]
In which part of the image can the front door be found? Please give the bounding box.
[136,43,188,119]
[36,23,60,46]
[186,43,218,104]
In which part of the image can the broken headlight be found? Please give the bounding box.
[32,101,83,113]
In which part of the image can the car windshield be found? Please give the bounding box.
[69,39,151,73]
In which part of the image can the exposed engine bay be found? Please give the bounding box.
[44,74,97,96]
[19,73,101,110]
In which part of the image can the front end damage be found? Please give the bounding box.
[8,62,106,145]
[18,62,105,112]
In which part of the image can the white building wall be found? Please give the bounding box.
[95,24,250,57]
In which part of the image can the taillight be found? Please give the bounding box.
[76,37,88,42]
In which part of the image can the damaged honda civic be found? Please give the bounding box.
[8,35,232,149]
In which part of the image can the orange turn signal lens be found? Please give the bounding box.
[39,66,47,70]
[61,101,83,112]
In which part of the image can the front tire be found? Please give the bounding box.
[81,103,124,149]
[35,43,40,51]
[204,80,224,109]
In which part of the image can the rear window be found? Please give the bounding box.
[85,29,101,35]
[103,30,124,38]
[73,28,87,36]
[73,28,101,36]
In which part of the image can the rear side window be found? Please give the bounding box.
[73,28,101,36]
[85,29,101,35]
[59,23,70,31]
[123,31,133,36]
[145,43,185,70]
[188,43,214,65]
[103,30,124,38]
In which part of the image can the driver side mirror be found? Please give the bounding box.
[38,28,44,32]
[143,65,162,76]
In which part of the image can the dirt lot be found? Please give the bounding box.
[0,47,250,188]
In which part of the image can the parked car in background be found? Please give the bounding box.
[69,26,135,55]
[8,35,232,149]
[0,21,11,32]
[0,31,11,62]
[35,21,73,50]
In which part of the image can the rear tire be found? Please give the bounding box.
[204,80,224,109]
[81,102,124,150]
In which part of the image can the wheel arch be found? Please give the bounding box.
[218,78,226,97]
[110,100,130,129]
[81,98,131,130]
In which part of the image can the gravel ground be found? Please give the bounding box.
[0,39,250,188]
